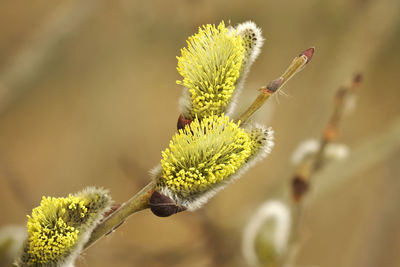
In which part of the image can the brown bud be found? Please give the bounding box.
[267,77,284,92]
[292,176,309,202]
[177,114,193,130]
[300,47,315,64]
[149,191,186,217]
[353,73,363,85]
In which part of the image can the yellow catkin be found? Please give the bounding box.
[26,195,88,265]
[176,22,245,119]
[159,114,253,197]
[247,126,270,157]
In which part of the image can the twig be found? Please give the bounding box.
[84,181,155,250]
[83,48,316,251]
[82,49,316,254]
[282,118,400,266]
[236,48,314,124]
[284,74,362,267]
[312,73,362,171]
[291,74,362,202]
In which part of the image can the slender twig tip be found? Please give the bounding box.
[300,47,315,63]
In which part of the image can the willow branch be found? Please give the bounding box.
[236,47,314,123]
[283,74,362,267]
[84,181,156,250]
[290,73,362,202]
[312,74,362,171]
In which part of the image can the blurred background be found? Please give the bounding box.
[1,0,400,266]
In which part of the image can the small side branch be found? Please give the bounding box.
[313,74,362,171]
[284,74,362,267]
[291,73,362,202]
[236,47,314,123]
[84,181,155,250]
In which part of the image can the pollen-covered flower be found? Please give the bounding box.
[150,21,273,217]
[176,22,245,120]
[153,114,273,212]
[19,188,111,267]
[176,21,264,122]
